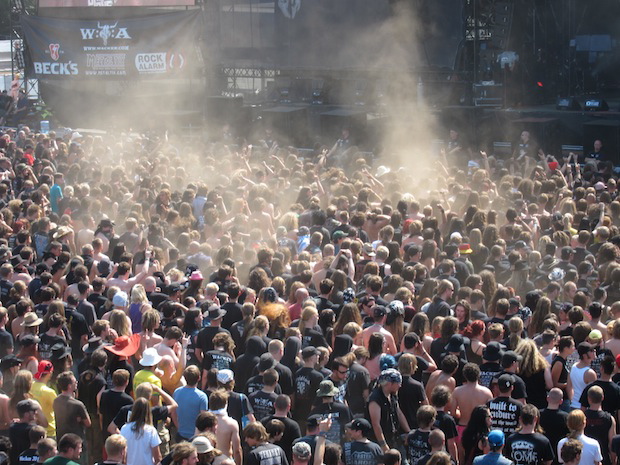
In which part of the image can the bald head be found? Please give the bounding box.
[295,287,309,303]
[189,241,201,254]
[144,276,157,293]
[547,387,563,406]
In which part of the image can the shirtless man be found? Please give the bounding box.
[362,305,397,356]
[159,354,186,394]
[425,355,458,400]
[155,327,185,366]
[209,389,242,465]
[451,363,493,457]
[76,216,96,251]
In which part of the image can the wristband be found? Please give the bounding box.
[318,432,328,438]
[378,440,387,447]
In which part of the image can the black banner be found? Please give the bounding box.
[21,11,201,79]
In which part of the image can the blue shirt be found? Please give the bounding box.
[173,386,208,439]
[473,452,514,465]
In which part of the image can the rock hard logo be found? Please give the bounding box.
[80,22,131,46]
[49,44,60,61]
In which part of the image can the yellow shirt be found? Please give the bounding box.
[133,369,162,404]
[31,380,56,438]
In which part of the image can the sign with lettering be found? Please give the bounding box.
[21,11,201,79]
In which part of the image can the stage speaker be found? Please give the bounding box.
[584,99,609,112]
[557,97,581,111]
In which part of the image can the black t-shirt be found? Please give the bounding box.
[203,349,234,371]
[346,362,371,416]
[113,405,168,430]
[226,390,254,431]
[0,327,13,358]
[221,302,243,330]
[399,375,427,429]
[585,409,613,465]
[196,326,230,354]
[100,389,134,436]
[505,432,554,465]
[9,422,32,465]
[293,435,334,465]
[275,363,295,396]
[249,390,278,422]
[78,368,107,414]
[38,333,65,361]
[65,307,90,358]
[294,367,324,423]
[17,447,38,465]
[539,408,568,456]
[342,440,383,465]
[310,401,352,444]
[87,293,109,319]
[246,375,282,396]
[434,411,458,441]
[302,328,329,349]
[246,442,288,465]
[580,380,620,415]
[262,415,301,463]
[487,396,523,434]
[478,362,502,389]
[407,429,431,465]
[492,371,528,400]
[418,452,457,465]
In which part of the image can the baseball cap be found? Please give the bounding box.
[577,342,595,357]
[501,351,523,367]
[306,414,322,429]
[373,305,387,318]
[16,399,37,417]
[346,418,372,435]
[487,430,505,447]
[216,369,234,384]
[258,353,277,372]
[301,346,319,360]
[588,330,603,342]
[497,373,515,390]
[34,360,53,380]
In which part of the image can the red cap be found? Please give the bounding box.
[34,360,53,380]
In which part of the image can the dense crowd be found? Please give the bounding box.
[0,123,617,465]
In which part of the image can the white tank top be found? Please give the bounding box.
[569,364,589,408]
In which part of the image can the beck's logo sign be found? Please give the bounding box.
[49,44,60,61]
[80,22,132,46]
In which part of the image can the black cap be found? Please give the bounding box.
[258,353,277,372]
[373,305,387,318]
[346,418,372,435]
[301,346,319,359]
[444,334,466,353]
[306,414,322,429]
[497,373,515,390]
[483,341,504,362]
[577,342,594,357]
[0,354,22,370]
[501,351,523,367]
[508,298,520,308]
